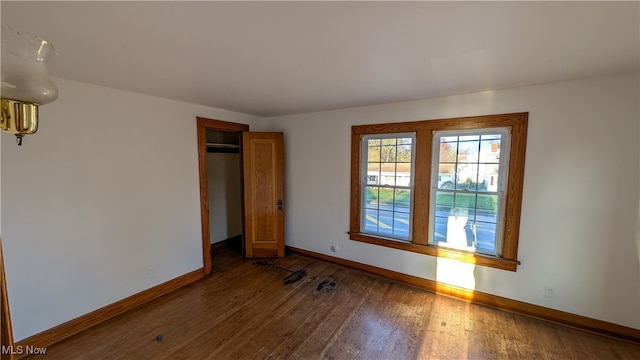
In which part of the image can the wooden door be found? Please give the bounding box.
[242,132,285,258]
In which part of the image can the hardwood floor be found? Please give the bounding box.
[26,247,640,359]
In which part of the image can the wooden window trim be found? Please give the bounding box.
[350,112,528,272]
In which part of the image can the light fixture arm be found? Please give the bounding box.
[1,26,57,145]
[0,99,39,146]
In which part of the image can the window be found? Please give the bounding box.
[429,129,510,256]
[361,134,415,241]
[350,113,528,271]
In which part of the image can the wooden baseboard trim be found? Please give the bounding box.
[15,268,204,354]
[210,239,230,253]
[287,246,640,344]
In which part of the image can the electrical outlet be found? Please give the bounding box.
[147,267,156,279]
[330,241,339,252]
[544,285,554,298]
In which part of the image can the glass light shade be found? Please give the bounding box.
[1,26,58,105]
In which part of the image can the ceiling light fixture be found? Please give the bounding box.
[1,26,58,146]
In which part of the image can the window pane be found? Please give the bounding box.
[435,191,454,214]
[441,136,458,143]
[394,189,411,213]
[478,164,499,192]
[444,212,475,248]
[439,142,457,162]
[364,208,379,233]
[480,139,501,164]
[396,163,412,186]
[454,192,477,219]
[364,186,379,209]
[368,145,381,162]
[398,137,412,145]
[380,176,395,186]
[475,221,497,253]
[367,139,381,147]
[435,214,474,247]
[396,175,410,187]
[458,140,479,163]
[437,164,455,189]
[380,163,396,186]
[378,210,394,236]
[397,144,412,162]
[433,216,448,242]
[380,145,396,162]
[367,163,380,185]
[378,187,394,207]
[381,138,396,146]
[393,212,410,239]
[456,163,479,190]
[477,194,498,220]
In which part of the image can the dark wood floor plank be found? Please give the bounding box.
[277,267,377,359]
[252,261,347,358]
[25,247,640,359]
[211,259,334,359]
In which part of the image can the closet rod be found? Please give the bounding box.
[206,142,240,149]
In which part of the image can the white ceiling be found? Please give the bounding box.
[2,1,639,117]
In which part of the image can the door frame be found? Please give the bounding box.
[1,237,15,360]
[197,117,249,276]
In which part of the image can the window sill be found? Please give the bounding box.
[349,232,520,272]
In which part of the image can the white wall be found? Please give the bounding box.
[207,153,243,244]
[0,78,260,341]
[262,73,640,329]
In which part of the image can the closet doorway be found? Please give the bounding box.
[197,117,285,276]
[206,131,243,248]
[197,118,249,275]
